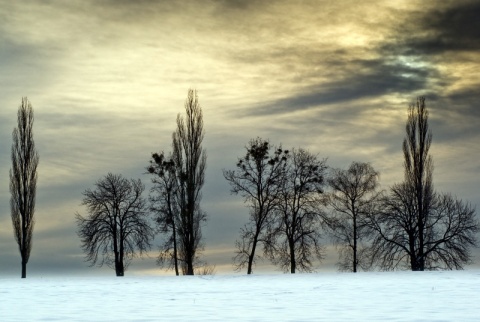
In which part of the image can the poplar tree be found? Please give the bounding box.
[10,97,39,278]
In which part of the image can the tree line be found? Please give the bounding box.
[7,94,479,277]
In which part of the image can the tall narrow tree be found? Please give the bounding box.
[367,98,433,271]
[174,89,207,275]
[367,97,478,270]
[10,97,39,278]
[403,96,434,271]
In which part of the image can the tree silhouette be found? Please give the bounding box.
[174,89,207,275]
[76,173,153,276]
[367,97,479,270]
[223,138,288,274]
[268,148,327,273]
[10,97,39,278]
[148,89,207,276]
[148,151,181,275]
[326,162,381,272]
[403,96,434,271]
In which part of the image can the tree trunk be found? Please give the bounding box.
[353,208,357,273]
[115,262,124,276]
[410,252,420,271]
[247,254,254,274]
[21,235,27,278]
[413,254,424,271]
[289,239,296,274]
[417,221,425,271]
[408,230,419,271]
[247,233,259,274]
[417,186,425,271]
[114,250,124,276]
[186,259,194,275]
[172,223,179,276]
[22,204,27,278]
[115,246,123,276]
[184,233,194,275]
[185,198,195,276]
[21,260,26,278]
[117,232,125,276]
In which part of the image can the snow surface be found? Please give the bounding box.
[1,271,479,321]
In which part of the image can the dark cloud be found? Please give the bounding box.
[372,1,480,149]
[240,58,433,117]
[227,0,479,135]
[419,1,480,53]
[383,1,480,56]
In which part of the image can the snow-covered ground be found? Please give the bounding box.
[1,270,479,321]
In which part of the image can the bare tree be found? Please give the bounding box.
[269,149,327,273]
[367,97,479,270]
[75,173,153,276]
[223,138,288,274]
[10,97,39,278]
[369,185,478,270]
[173,89,207,275]
[326,162,381,272]
[147,151,180,275]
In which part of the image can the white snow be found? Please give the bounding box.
[1,270,479,321]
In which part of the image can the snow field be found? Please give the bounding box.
[1,270,479,321]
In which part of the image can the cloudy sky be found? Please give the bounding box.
[1,0,479,276]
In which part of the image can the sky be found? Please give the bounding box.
[1,0,479,276]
